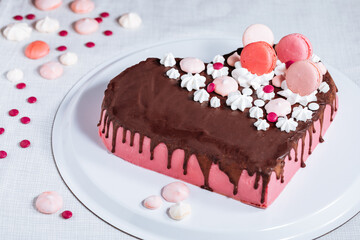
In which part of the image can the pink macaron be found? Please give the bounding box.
[240,41,277,75]
[242,24,274,47]
[275,33,313,63]
[34,0,62,11]
[286,60,322,96]
[70,0,95,14]
[39,62,64,80]
[74,18,99,35]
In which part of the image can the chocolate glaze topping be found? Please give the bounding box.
[98,48,338,203]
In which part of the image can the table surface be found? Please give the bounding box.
[0,0,359,239]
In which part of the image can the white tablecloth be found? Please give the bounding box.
[0,0,359,239]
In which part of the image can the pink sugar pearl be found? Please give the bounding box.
[267,112,278,123]
[16,83,26,89]
[263,85,274,93]
[9,109,19,117]
[0,151,7,159]
[207,83,215,93]
[94,17,102,23]
[20,140,31,148]
[26,14,36,20]
[62,210,73,219]
[0,128,4,135]
[103,30,113,36]
[59,30,68,36]
[85,42,95,48]
[100,12,109,18]
[213,62,223,70]
[13,15,23,21]
[20,117,31,124]
[28,96,37,103]
[57,46,67,51]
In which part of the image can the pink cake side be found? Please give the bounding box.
[99,98,337,208]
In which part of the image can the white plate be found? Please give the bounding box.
[52,39,360,240]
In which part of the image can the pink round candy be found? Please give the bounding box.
[316,62,327,75]
[285,60,295,69]
[162,182,189,203]
[70,0,95,14]
[227,52,240,67]
[39,62,63,80]
[242,24,274,47]
[265,98,291,117]
[275,33,313,63]
[34,0,62,11]
[62,210,73,219]
[286,60,322,96]
[179,57,205,74]
[267,112,278,123]
[143,195,162,210]
[74,18,99,35]
[35,191,63,214]
[213,76,238,97]
[272,75,285,88]
[263,85,274,93]
[207,83,215,93]
[213,62,223,70]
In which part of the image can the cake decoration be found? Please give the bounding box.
[118,13,142,29]
[275,33,313,63]
[27,96,37,104]
[256,85,275,100]
[103,30,113,36]
[168,202,191,220]
[162,182,190,203]
[0,128,4,135]
[180,73,206,91]
[25,14,36,20]
[316,62,327,75]
[143,195,163,210]
[85,42,95,48]
[94,17,102,23]
[274,60,286,76]
[35,191,63,214]
[3,23,32,41]
[58,30,68,36]
[271,75,285,87]
[291,106,313,122]
[212,76,238,97]
[226,52,240,67]
[0,151,7,159]
[20,117,31,124]
[254,119,270,131]
[319,82,330,93]
[39,62,64,80]
[264,98,291,117]
[210,97,220,108]
[266,112,278,123]
[70,0,95,14]
[61,210,73,219]
[193,89,209,103]
[100,12,110,18]
[34,0,62,11]
[160,53,176,67]
[242,23,274,47]
[9,109,19,117]
[207,62,229,79]
[180,57,205,74]
[74,18,99,35]
[166,68,180,79]
[57,45,67,51]
[308,103,320,111]
[249,105,264,119]
[13,15,23,21]
[276,117,298,133]
[206,82,215,93]
[226,89,253,111]
[20,140,31,148]
[6,68,24,82]
[16,83,26,89]
[35,16,60,33]
[25,41,50,60]
[60,52,78,66]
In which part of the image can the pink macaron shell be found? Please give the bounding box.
[213,76,238,97]
[275,33,313,63]
[70,0,95,14]
[143,195,162,210]
[272,75,286,87]
[34,0,62,11]
[179,57,205,74]
[39,62,64,80]
[226,52,240,67]
[286,60,322,96]
[242,24,274,47]
[35,191,63,214]
[316,62,327,76]
[265,98,292,117]
[74,18,99,35]
[161,182,190,203]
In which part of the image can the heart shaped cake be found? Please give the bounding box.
[98,25,338,208]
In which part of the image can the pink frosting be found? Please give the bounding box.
[242,24,274,47]
[74,18,99,35]
[286,60,322,96]
[161,182,189,203]
[35,191,63,214]
[70,0,95,14]
[143,195,162,210]
[272,75,285,87]
[40,62,64,80]
[213,76,238,97]
[226,52,240,67]
[179,57,205,74]
[265,98,291,117]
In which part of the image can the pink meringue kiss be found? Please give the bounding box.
[226,52,240,67]
[143,195,162,210]
[70,0,95,14]
[39,62,63,80]
[162,182,190,203]
[272,75,285,88]
[286,60,322,96]
[35,191,63,214]
[34,0,62,11]
[316,62,327,76]
[25,40,50,60]
[74,18,99,35]
[242,23,274,47]
[179,57,205,74]
[213,76,238,97]
[265,98,291,117]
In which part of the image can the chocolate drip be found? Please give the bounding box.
[102,113,108,134]
[105,115,111,138]
[183,151,192,175]
[319,112,325,143]
[197,154,213,191]
[254,173,260,190]
[130,131,135,146]
[167,147,174,169]
[261,174,270,203]
[138,135,145,153]
[150,140,156,160]
[97,108,105,127]
[300,136,306,168]
[122,128,127,143]
[294,142,299,162]
[308,125,313,155]
[111,123,120,153]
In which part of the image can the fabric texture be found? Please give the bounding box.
[0,0,358,239]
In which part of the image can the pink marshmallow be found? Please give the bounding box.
[70,0,95,14]
[35,191,63,214]
[143,195,162,210]
[286,60,322,96]
[226,52,240,67]
[272,75,285,87]
[34,0,62,11]
[161,182,190,203]
[74,18,99,35]
[179,57,205,74]
[316,62,327,76]
[213,76,238,97]
[265,98,291,117]
[242,24,274,47]
[39,62,64,80]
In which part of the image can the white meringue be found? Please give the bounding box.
[207,63,229,79]
[256,86,275,101]
[193,89,209,103]
[319,82,330,93]
[118,12,142,29]
[168,202,191,220]
[210,97,221,108]
[274,62,286,76]
[166,68,180,79]
[180,73,206,91]
[212,55,225,64]
[292,106,313,122]
[278,80,317,106]
[143,195,162,210]
[59,52,78,66]
[249,106,264,119]
[311,54,321,63]
[226,90,253,111]
[3,23,32,41]
[35,16,60,33]
[254,119,270,131]
[6,68,24,82]
[160,53,176,67]
[276,117,298,133]
[254,99,265,107]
